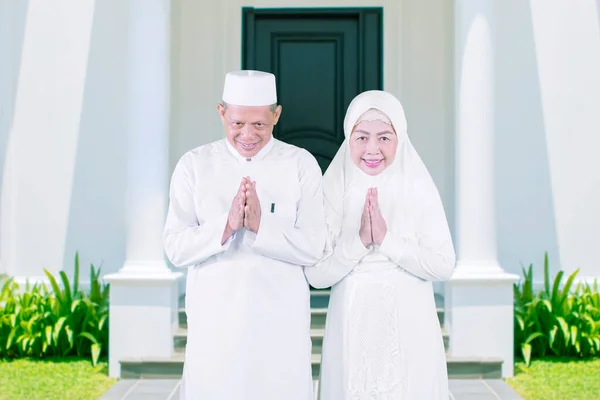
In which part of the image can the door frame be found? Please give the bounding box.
[241,7,384,92]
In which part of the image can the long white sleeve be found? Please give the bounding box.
[378,183,456,281]
[303,172,371,289]
[304,231,370,289]
[163,155,232,268]
[378,230,455,281]
[245,151,327,266]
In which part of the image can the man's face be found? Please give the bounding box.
[349,119,398,176]
[218,103,282,157]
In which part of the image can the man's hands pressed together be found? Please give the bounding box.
[244,178,261,233]
[222,177,261,244]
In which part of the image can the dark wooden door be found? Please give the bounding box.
[242,8,383,173]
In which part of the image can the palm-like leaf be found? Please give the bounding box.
[513,252,600,362]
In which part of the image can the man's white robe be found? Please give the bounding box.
[164,137,327,400]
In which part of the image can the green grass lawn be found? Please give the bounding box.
[2,355,599,400]
[507,357,600,400]
[0,357,116,400]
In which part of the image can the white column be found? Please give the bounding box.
[0,0,11,277]
[104,0,182,379]
[454,0,500,276]
[0,0,16,279]
[445,0,519,378]
[1,1,95,286]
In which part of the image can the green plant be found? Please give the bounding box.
[0,253,109,365]
[514,252,600,366]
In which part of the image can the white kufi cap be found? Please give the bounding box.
[222,70,277,106]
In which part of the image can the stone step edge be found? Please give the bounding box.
[173,327,327,338]
[177,307,445,327]
[120,354,503,365]
[178,307,444,313]
[173,327,449,339]
[180,290,443,301]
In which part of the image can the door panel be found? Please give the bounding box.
[243,8,383,173]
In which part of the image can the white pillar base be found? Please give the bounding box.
[104,265,183,378]
[445,263,519,378]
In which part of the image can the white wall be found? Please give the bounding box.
[0,1,129,282]
[0,0,455,287]
[5,0,597,288]
[171,0,455,225]
[60,0,130,281]
[1,0,456,287]
[400,0,455,233]
[0,0,29,275]
[171,0,454,294]
[172,0,600,284]
[495,0,600,282]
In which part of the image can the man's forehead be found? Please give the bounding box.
[225,104,272,116]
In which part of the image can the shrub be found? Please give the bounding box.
[514,252,600,366]
[0,253,109,366]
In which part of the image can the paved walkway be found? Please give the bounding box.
[99,379,524,399]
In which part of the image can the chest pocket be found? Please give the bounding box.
[252,160,301,226]
[258,191,298,226]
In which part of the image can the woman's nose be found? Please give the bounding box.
[366,138,380,154]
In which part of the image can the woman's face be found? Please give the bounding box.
[349,119,398,175]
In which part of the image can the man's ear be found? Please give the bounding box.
[273,105,283,125]
[217,103,226,123]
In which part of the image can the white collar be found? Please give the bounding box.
[225,137,275,163]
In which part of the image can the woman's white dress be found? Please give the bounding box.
[304,90,456,400]
[308,184,453,400]
[318,252,449,399]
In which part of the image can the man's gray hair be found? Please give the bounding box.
[220,101,278,113]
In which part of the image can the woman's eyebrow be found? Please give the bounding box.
[353,129,394,135]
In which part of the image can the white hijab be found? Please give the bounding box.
[322,90,453,271]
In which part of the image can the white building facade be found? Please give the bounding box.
[1,0,599,379]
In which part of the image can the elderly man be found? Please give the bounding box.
[163,70,327,400]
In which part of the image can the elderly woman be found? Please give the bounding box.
[305,90,455,399]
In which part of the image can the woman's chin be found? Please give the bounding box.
[359,161,387,176]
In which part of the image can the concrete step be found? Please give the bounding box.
[173,327,327,355]
[310,290,445,311]
[173,327,450,355]
[166,290,456,383]
[177,307,331,330]
[175,291,334,327]
[306,307,445,330]
[310,308,327,329]
[178,291,445,328]
[172,327,327,355]
[309,289,331,309]
[120,354,503,380]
